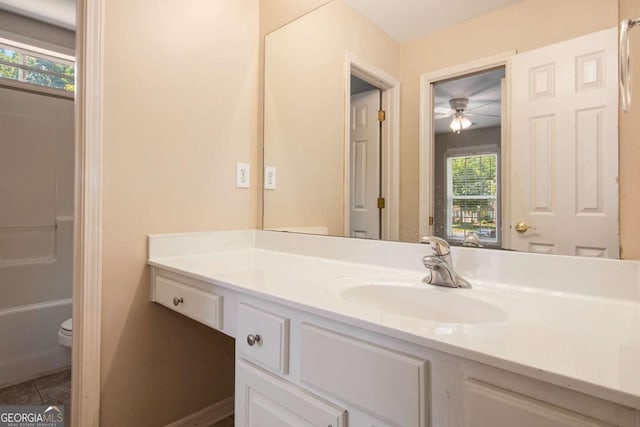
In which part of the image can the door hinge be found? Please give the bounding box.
[429,216,434,226]
[377,197,386,209]
[377,110,386,122]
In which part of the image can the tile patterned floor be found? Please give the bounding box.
[0,370,233,427]
[0,369,71,427]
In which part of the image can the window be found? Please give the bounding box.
[446,153,499,244]
[0,42,75,93]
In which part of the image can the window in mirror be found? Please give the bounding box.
[0,42,75,93]
[445,152,499,246]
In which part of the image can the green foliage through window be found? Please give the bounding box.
[450,154,497,197]
[446,153,499,243]
[0,45,75,93]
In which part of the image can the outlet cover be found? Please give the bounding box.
[236,163,250,188]
[264,166,277,190]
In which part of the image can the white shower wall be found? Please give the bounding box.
[0,86,74,386]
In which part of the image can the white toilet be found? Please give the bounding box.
[58,318,72,349]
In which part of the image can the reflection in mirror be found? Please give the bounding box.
[432,68,504,249]
[264,0,620,258]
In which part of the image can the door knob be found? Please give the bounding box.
[515,222,536,233]
[247,334,261,346]
[173,297,184,306]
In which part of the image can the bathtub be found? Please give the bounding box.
[0,298,72,386]
[0,218,73,387]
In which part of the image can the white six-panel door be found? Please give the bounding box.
[510,28,618,257]
[349,89,381,239]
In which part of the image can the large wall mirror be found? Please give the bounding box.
[263,0,620,258]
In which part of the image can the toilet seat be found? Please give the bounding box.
[58,318,72,349]
[60,318,72,334]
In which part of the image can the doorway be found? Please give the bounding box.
[0,13,76,426]
[344,54,401,241]
[349,76,382,239]
[419,52,513,246]
[432,68,505,248]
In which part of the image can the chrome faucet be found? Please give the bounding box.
[462,231,483,248]
[421,236,472,288]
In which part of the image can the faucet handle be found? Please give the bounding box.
[420,236,451,256]
[462,231,483,248]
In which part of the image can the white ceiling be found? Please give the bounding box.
[0,0,75,30]
[433,68,505,134]
[344,0,522,42]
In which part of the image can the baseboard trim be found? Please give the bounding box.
[165,396,234,427]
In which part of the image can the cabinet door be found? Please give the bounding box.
[466,380,636,427]
[300,323,428,427]
[236,360,347,427]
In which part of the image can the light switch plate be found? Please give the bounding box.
[264,166,277,190]
[236,163,250,188]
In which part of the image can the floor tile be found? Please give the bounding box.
[211,415,234,427]
[33,369,71,426]
[33,369,71,392]
[34,370,71,427]
[0,381,43,406]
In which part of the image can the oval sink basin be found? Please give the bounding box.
[327,276,507,324]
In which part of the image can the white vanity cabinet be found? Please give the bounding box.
[233,294,430,427]
[149,267,640,427]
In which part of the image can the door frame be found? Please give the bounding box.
[344,53,400,240]
[418,51,514,244]
[72,0,104,426]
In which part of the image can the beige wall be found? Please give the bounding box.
[101,0,259,425]
[619,0,640,259]
[258,0,332,229]
[263,0,400,235]
[398,0,617,242]
[260,0,331,36]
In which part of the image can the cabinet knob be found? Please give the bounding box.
[172,297,184,306]
[247,334,261,346]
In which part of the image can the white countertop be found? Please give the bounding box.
[148,230,640,409]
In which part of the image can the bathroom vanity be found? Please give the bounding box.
[148,230,640,426]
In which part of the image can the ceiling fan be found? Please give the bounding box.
[434,97,500,133]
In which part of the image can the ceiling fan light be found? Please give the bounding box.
[449,115,472,133]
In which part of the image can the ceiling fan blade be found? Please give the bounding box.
[465,112,501,118]
[434,111,455,119]
[465,103,491,112]
[434,107,452,113]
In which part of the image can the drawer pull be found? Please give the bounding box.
[247,334,261,346]
[172,297,184,306]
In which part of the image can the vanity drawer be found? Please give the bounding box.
[154,275,222,330]
[300,323,429,427]
[236,303,290,374]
